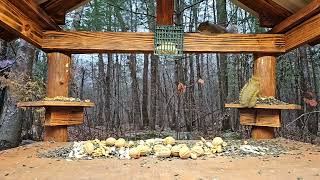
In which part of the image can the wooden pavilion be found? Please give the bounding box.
[1,0,319,142]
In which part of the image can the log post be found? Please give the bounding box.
[251,54,278,139]
[44,52,71,142]
[156,0,174,25]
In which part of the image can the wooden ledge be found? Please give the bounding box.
[17,101,94,108]
[225,103,301,110]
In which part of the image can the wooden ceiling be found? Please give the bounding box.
[0,0,89,42]
[36,0,90,25]
[32,0,317,29]
[0,0,317,32]
[232,0,314,27]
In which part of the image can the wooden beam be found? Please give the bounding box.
[251,54,278,139]
[271,0,320,33]
[42,31,286,53]
[271,0,310,13]
[44,52,71,142]
[45,107,84,126]
[156,0,174,25]
[47,53,71,97]
[285,12,320,52]
[0,0,42,48]
[252,127,274,139]
[10,0,60,30]
[237,0,292,27]
[41,0,89,25]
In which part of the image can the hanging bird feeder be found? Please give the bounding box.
[154,25,184,57]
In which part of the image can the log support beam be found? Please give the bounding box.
[156,0,174,25]
[251,54,278,139]
[44,52,71,142]
[237,55,279,139]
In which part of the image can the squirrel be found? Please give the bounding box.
[239,76,260,108]
[197,21,238,34]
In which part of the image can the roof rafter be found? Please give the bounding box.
[237,0,293,27]
[285,12,320,52]
[0,0,43,47]
[10,0,61,30]
[40,0,90,25]
[271,0,320,33]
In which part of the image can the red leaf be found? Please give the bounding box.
[308,99,318,107]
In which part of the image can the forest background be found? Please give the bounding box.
[0,0,319,149]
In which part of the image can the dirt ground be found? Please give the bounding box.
[0,139,319,180]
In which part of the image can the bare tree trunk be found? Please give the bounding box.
[97,53,105,126]
[0,40,8,126]
[128,54,142,129]
[79,67,85,100]
[0,40,34,149]
[142,54,149,128]
[105,53,113,130]
[150,54,159,130]
[217,0,230,131]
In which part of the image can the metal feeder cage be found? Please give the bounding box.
[154,25,184,57]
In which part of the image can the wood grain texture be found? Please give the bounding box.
[271,0,320,33]
[237,0,292,27]
[37,0,51,4]
[254,55,276,97]
[239,109,281,127]
[239,109,256,125]
[44,52,71,142]
[255,109,281,127]
[252,54,278,138]
[17,101,94,107]
[10,0,60,30]
[251,126,275,139]
[225,103,302,110]
[285,12,320,51]
[45,107,84,126]
[0,0,43,47]
[47,53,71,97]
[44,126,68,142]
[42,31,286,53]
[156,0,174,25]
[40,0,89,25]
[271,0,311,13]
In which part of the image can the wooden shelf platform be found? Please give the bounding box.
[17,101,95,108]
[17,101,95,127]
[225,103,301,110]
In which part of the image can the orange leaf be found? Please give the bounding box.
[197,79,205,85]
[177,82,186,94]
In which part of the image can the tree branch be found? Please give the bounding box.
[285,111,320,128]
[107,2,155,18]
